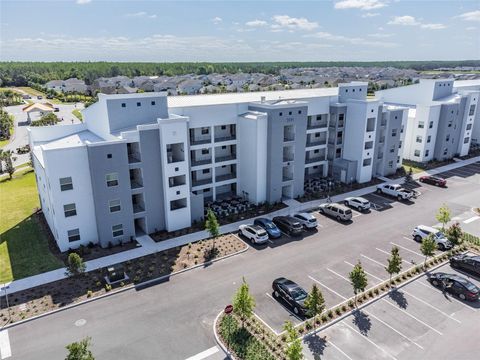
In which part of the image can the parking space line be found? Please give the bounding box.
[344,261,384,282]
[327,268,351,283]
[308,275,348,300]
[185,346,219,360]
[390,242,424,257]
[401,289,461,324]
[253,312,281,336]
[268,240,275,244]
[281,231,291,238]
[415,281,478,312]
[351,210,362,218]
[363,310,424,350]
[327,340,354,360]
[342,321,398,360]
[361,254,386,268]
[402,236,413,242]
[0,330,11,359]
[265,293,303,320]
[382,299,443,335]
[463,216,480,224]
[375,248,412,266]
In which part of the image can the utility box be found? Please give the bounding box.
[106,264,127,284]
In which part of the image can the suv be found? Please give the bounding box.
[253,218,282,239]
[344,197,371,212]
[412,225,452,250]
[293,213,318,229]
[272,216,303,236]
[450,254,480,277]
[318,203,352,221]
[272,278,308,316]
[238,224,269,245]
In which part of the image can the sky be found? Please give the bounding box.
[0,0,479,62]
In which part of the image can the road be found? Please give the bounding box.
[2,163,479,360]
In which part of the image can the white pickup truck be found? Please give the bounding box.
[376,183,415,201]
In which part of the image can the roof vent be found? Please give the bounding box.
[260,96,266,103]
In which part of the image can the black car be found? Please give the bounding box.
[428,272,480,301]
[450,254,480,277]
[272,277,308,316]
[419,175,447,187]
[272,216,303,236]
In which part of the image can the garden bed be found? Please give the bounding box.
[0,234,246,325]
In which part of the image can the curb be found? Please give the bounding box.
[213,311,235,360]
[1,242,249,330]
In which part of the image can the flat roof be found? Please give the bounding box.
[167,87,338,108]
[40,130,104,150]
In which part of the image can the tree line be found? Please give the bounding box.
[1,60,479,86]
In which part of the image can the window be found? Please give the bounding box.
[279,112,283,116]
[107,153,112,159]
[221,125,226,130]
[446,135,450,142]
[202,169,210,174]
[109,199,121,213]
[201,128,209,135]
[362,158,372,167]
[298,110,302,114]
[390,145,395,153]
[67,229,80,242]
[401,126,404,133]
[316,115,322,120]
[338,114,345,121]
[201,149,209,155]
[288,111,292,115]
[137,102,141,107]
[391,129,397,137]
[414,150,420,157]
[418,121,424,129]
[443,148,448,155]
[469,105,476,116]
[398,141,402,149]
[106,173,119,187]
[64,203,77,217]
[464,137,470,144]
[397,156,400,163]
[429,121,433,129]
[314,149,319,154]
[467,123,472,130]
[59,177,73,191]
[425,150,429,157]
[121,103,126,108]
[221,145,226,150]
[112,224,123,237]
[151,101,156,105]
[448,121,452,128]
[388,161,393,168]
[427,136,431,143]
[416,136,422,143]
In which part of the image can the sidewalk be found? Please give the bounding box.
[4,156,479,294]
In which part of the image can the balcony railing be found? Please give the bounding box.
[128,152,141,164]
[191,158,212,167]
[216,173,236,182]
[283,155,294,162]
[305,157,325,164]
[282,174,294,182]
[190,138,211,146]
[130,180,143,189]
[307,122,328,130]
[215,154,236,163]
[192,178,212,187]
[214,135,236,143]
[306,139,327,147]
[283,135,295,142]
[133,203,145,213]
[379,136,385,144]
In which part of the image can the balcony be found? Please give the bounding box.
[192,177,212,187]
[283,125,295,142]
[166,142,185,164]
[216,173,236,182]
[130,180,143,189]
[215,154,236,163]
[169,175,186,188]
[132,193,145,214]
[191,158,212,167]
[127,142,141,164]
[128,152,141,164]
[190,138,211,146]
[189,127,211,146]
[282,173,294,182]
[170,198,187,211]
[214,124,236,143]
[307,116,328,130]
[306,138,327,147]
[379,136,385,144]
[129,168,143,189]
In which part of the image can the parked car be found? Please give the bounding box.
[376,183,414,201]
[428,272,479,301]
[293,212,318,229]
[272,277,308,316]
[318,203,352,221]
[238,224,269,245]
[412,225,452,250]
[419,175,447,187]
[344,197,371,212]
[54,107,60,112]
[253,218,282,239]
[450,254,480,277]
[272,216,303,236]
[37,95,43,99]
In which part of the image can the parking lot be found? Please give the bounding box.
[303,258,480,360]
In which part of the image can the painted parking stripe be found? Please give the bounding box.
[327,268,351,283]
[351,210,362,218]
[401,289,461,324]
[0,330,11,359]
[254,312,281,336]
[265,293,302,320]
[382,299,443,336]
[415,281,477,312]
[342,321,398,360]
[376,248,412,266]
[361,254,387,268]
[463,216,480,224]
[344,261,384,282]
[390,242,424,257]
[363,310,424,350]
[308,275,348,300]
[328,340,354,360]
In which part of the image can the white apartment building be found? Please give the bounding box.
[376,79,479,163]
[29,80,473,252]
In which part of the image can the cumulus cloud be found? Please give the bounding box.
[388,15,446,30]
[245,19,268,27]
[455,10,480,22]
[334,0,387,11]
[211,17,223,25]
[271,15,318,31]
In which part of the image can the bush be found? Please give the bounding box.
[105,284,112,292]
[335,307,342,315]
[327,310,333,318]
[86,290,93,298]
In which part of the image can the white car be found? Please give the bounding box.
[239,224,269,244]
[412,225,452,251]
[293,212,318,229]
[344,197,370,212]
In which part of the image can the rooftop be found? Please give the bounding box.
[40,130,104,151]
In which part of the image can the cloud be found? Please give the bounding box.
[362,12,380,18]
[368,33,393,38]
[271,15,318,31]
[245,19,268,27]
[125,12,157,19]
[76,0,91,4]
[305,31,397,47]
[334,0,387,11]
[212,17,223,25]
[466,26,477,31]
[388,15,446,30]
[455,10,480,22]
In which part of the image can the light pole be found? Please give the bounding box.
[1,284,10,325]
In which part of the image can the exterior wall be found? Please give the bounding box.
[87,142,135,247]
[434,102,464,161]
[374,108,405,176]
[457,92,479,154]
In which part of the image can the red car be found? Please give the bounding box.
[419,175,446,187]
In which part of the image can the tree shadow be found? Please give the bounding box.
[388,289,408,309]
[304,333,327,359]
[352,309,371,335]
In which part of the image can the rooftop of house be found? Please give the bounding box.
[39,130,104,151]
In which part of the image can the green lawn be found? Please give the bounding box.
[0,171,63,283]
[72,109,83,121]
[402,164,424,174]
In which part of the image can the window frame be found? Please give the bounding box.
[112,224,124,237]
[59,177,73,191]
[67,228,80,242]
[106,173,119,187]
[64,203,77,217]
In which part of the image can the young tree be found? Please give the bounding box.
[283,321,303,360]
[385,246,403,285]
[205,208,220,250]
[0,150,16,179]
[436,204,451,230]
[232,277,255,327]
[445,222,463,248]
[304,284,325,330]
[349,261,368,307]
[404,167,413,184]
[420,234,437,269]
[65,337,94,360]
[65,253,86,277]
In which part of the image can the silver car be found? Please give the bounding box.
[318,203,353,221]
[293,212,318,229]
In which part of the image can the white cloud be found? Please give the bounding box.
[334,0,387,11]
[76,0,91,4]
[212,17,223,25]
[368,33,393,38]
[271,15,318,31]
[125,12,157,19]
[245,20,268,27]
[388,15,446,30]
[305,31,397,47]
[455,10,480,22]
[466,26,477,31]
[362,12,380,18]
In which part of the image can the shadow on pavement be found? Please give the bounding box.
[388,289,409,309]
[352,309,371,335]
[304,334,327,360]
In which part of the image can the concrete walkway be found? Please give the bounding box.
[3,156,479,294]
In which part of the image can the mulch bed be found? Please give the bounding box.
[0,234,246,325]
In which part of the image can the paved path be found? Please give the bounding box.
[4,156,480,295]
